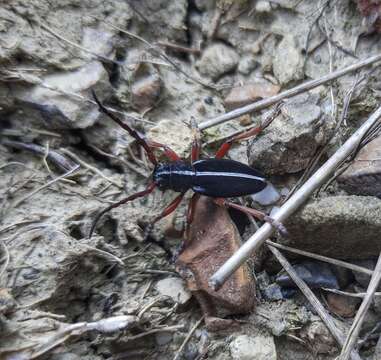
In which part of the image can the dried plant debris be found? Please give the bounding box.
[2,0,381,359]
[176,196,255,331]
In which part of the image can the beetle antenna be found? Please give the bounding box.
[92,91,158,166]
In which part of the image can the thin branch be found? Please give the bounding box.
[12,165,80,208]
[322,288,381,298]
[266,240,373,276]
[0,240,10,283]
[268,246,361,360]
[60,148,123,188]
[90,15,216,90]
[199,53,381,130]
[340,253,381,360]
[209,105,381,290]
[35,19,117,65]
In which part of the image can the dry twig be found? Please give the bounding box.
[60,148,123,188]
[340,253,381,360]
[12,165,80,208]
[210,105,381,289]
[35,19,117,65]
[90,15,216,90]
[266,240,373,276]
[173,316,205,360]
[322,288,381,298]
[199,53,381,130]
[268,245,361,360]
[0,240,10,283]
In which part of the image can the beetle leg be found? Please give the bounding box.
[144,192,186,240]
[214,103,282,159]
[213,198,287,236]
[187,193,201,226]
[146,140,181,162]
[89,182,156,238]
[214,125,262,159]
[92,91,158,166]
[190,118,201,163]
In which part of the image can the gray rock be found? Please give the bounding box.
[147,119,192,158]
[155,277,192,305]
[11,61,112,129]
[196,43,239,80]
[283,196,381,259]
[338,135,381,197]
[261,283,284,301]
[273,35,304,85]
[131,0,188,42]
[155,332,173,345]
[251,183,280,206]
[224,83,280,110]
[276,261,339,289]
[238,55,258,75]
[248,93,334,175]
[352,259,376,288]
[117,63,163,112]
[230,334,277,360]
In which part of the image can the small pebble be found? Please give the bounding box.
[326,289,360,318]
[196,43,239,80]
[276,261,339,290]
[251,183,280,206]
[230,334,277,360]
[255,0,272,13]
[155,277,192,305]
[224,83,280,110]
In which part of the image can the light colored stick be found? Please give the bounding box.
[12,165,80,208]
[198,53,381,130]
[340,253,381,360]
[173,316,204,360]
[266,240,373,276]
[209,105,381,290]
[269,246,361,360]
[322,288,381,298]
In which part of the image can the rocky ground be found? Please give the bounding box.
[1,0,381,359]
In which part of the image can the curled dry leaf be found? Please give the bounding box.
[175,196,255,331]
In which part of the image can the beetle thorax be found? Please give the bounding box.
[153,161,194,192]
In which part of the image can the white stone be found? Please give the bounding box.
[251,183,280,206]
[255,1,272,13]
[155,277,191,305]
[230,334,277,360]
[196,43,239,80]
[273,35,304,85]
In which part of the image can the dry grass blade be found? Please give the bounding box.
[173,316,204,360]
[266,240,373,276]
[0,240,10,283]
[60,149,123,188]
[322,288,381,298]
[90,15,215,90]
[340,253,381,360]
[12,165,80,208]
[35,19,117,65]
[268,245,361,360]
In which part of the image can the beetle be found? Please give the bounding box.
[89,92,285,239]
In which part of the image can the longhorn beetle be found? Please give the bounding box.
[89,92,285,240]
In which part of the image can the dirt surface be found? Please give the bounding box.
[1,1,381,359]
